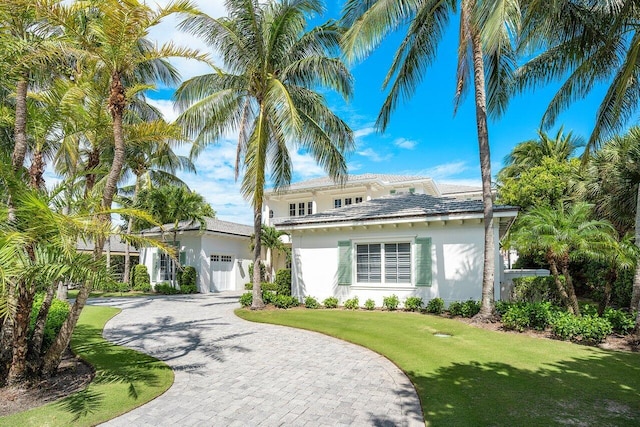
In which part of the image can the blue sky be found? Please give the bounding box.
[143,0,608,225]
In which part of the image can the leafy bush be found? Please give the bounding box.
[550,312,612,344]
[133,264,151,292]
[240,292,253,308]
[273,295,299,309]
[181,266,197,287]
[382,294,400,311]
[448,301,463,316]
[502,305,530,332]
[344,296,359,310]
[425,298,444,314]
[495,301,514,316]
[244,282,278,291]
[262,290,276,304]
[180,284,198,294]
[274,268,292,296]
[155,282,180,295]
[512,276,561,304]
[501,302,556,332]
[248,261,266,282]
[448,300,481,318]
[323,296,339,309]
[580,303,598,317]
[30,295,70,352]
[404,296,423,312]
[364,299,376,310]
[304,296,319,309]
[603,308,636,335]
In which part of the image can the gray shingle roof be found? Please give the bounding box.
[271,173,431,192]
[141,217,253,237]
[275,193,517,226]
[437,183,483,195]
[76,235,140,255]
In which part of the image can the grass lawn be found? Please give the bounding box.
[67,289,156,299]
[236,309,640,426]
[0,306,173,427]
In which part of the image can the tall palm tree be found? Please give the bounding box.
[498,127,584,180]
[250,225,289,281]
[508,202,617,315]
[341,0,519,319]
[175,0,354,309]
[517,0,640,152]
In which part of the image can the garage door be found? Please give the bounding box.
[210,254,234,291]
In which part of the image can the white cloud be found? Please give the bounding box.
[290,150,326,179]
[147,98,179,122]
[393,137,418,150]
[354,126,376,139]
[420,161,470,179]
[357,148,392,162]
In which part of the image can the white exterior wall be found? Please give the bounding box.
[290,220,503,307]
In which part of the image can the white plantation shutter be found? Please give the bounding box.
[385,243,411,283]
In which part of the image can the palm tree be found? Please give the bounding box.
[508,202,617,315]
[517,0,640,152]
[175,0,354,309]
[341,0,519,319]
[250,225,289,281]
[498,127,584,180]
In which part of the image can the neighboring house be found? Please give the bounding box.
[76,235,139,280]
[139,217,253,293]
[276,193,518,306]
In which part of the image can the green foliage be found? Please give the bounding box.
[154,283,180,295]
[449,300,481,318]
[30,295,70,352]
[323,297,339,309]
[244,282,278,291]
[512,276,562,304]
[239,292,253,308]
[343,296,360,310]
[262,290,276,305]
[404,296,423,312]
[494,301,514,316]
[248,262,267,283]
[273,295,299,309]
[498,158,579,210]
[603,308,636,335]
[180,285,198,294]
[382,294,400,311]
[502,302,556,332]
[364,298,376,310]
[304,296,319,309]
[274,268,292,296]
[180,266,197,287]
[426,298,445,314]
[133,264,151,292]
[550,312,613,344]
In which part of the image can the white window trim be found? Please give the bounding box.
[352,238,414,286]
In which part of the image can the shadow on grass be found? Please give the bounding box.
[410,352,640,426]
[56,389,104,422]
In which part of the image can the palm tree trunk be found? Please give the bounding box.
[548,258,574,314]
[251,207,265,309]
[470,29,495,320]
[11,78,28,171]
[85,147,100,196]
[41,285,89,377]
[630,184,640,310]
[103,71,126,214]
[28,283,56,367]
[28,149,46,190]
[7,280,35,384]
[598,268,616,316]
[560,263,581,316]
[122,179,141,285]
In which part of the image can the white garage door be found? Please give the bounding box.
[210,254,234,291]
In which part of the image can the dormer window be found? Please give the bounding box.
[345,198,352,206]
[355,197,363,203]
[334,199,342,208]
[289,203,296,217]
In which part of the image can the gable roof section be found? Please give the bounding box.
[275,193,517,227]
[141,217,253,238]
[76,235,140,255]
[269,173,431,193]
[437,183,483,195]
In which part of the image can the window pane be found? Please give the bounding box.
[308,202,313,215]
[385,243,411,283]
[289,203,296,216]
[334,199,342,208]
[356,244,381,283]
[355,197,363,203]
[345,198,352,205]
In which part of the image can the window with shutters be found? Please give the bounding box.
[355,242,412,284]
[385,243,411,283]
[356,244,381,283]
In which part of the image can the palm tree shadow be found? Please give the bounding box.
[56,388,104,422]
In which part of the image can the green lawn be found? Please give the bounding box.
[236,309,640,426]
[1,306,173,427]
[67,289,156,299]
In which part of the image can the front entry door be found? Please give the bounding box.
[210,255,234,292]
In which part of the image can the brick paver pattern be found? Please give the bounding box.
[92,293,424,426]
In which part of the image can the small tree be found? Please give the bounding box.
[133,264,151,292]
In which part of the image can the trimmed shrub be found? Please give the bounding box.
[512,276,561,304]
[304,296,319,309]
[383,294,400,311]
[426,298,445,314]
[603,308,636,335]
[404,296,423,312]
[502,305,531,332]
[448,300,480,318]
[262,290,276,304]
[495,301,514,316]
[273,294,299,309]
[248,261,266,282]
[323,296,339,309]
[274,268,292,296]
[239,292,253,307]
[364,299,376,310]
[448,301,463,316]
[181,266,197,287]
[155,282,180,295]
[550,312,612,344]
[180,284,198,294]
[133,264,151,292]
[244,282,278,291]
[344,296,359,310]
[30,295,70,352]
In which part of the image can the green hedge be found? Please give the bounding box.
[512,276,561,304]
[30,294,70,352]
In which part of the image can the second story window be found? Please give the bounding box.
[345,198,352,206]
[334,199,342,208]
[307,201,313,215]
[298,202,305,216]
[289,203,296,217]
[355,197,363,203]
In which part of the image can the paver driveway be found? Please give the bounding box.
[91,293,424,426]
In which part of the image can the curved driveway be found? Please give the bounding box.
[91,294,424,426]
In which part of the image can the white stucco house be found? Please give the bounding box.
[138,217,253,293]
[275,192,518,306]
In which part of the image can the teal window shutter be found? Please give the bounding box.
[337,240,352,285]
[152,252,158,282]
[415,237,432,286]
[179,251,186,266]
